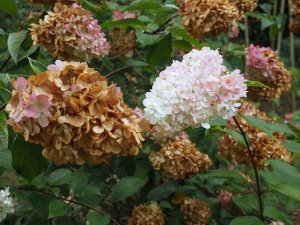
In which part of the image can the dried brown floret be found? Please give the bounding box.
[290,0,300,34]
[29,0,76,5]
[180,198,211,225]
[127,202,165,225]
[149,137,212,180]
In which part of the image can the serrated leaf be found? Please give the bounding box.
[12,135,47,182]
[230,216,264,225]
[48,169,72,186]
[87,211,110,225]
[101,18,145,28]
[0,111,8,149]
[126,0,161,11]
[8,31,27,64]
[0,0,18,16]
[283,141,300,153]
[246,80,271,89]
[28,57,46,74]
[111,177,144,202]
[48,200,68,218]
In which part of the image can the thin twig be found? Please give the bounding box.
[244,17,250,46]
[232,116,264,221]
[18,187,120,225]
[289,0,296,111]
[276,0,286,53]
[272,0,279,49]
[144,14,178,35]
[105,66,130,77]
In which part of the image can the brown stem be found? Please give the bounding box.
[18,187,120,225]
[232,116,264,221]
[144,14,178,35]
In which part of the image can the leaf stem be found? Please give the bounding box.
[276,0,286,54]
[18,187,121,225]
[232,116,264,221]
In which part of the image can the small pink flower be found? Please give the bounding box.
[47,60,64,71]
[15,77,28,91]
[217,190,232,205]
[246,44,270,69]
[63,84,82,98]
[24,94,51,119]
[112,10,136,20]
[133,107,145,119]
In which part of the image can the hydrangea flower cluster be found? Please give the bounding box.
[127,202,165,225]
[149,135,212,180]
[179,0,257,39]
[143,47,247,138]
[6,61,146,165]
[0,188,15,222]
[110,10,136,57]
[31,3,110,62]
[180,198,211,225]
[218,101,292,167]
[290,0,300,34]
[246,44,291,100]
[29,0,76,5]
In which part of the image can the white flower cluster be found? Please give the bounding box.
[143,47,247,138]
[0,188,15,222]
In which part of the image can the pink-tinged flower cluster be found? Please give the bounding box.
[217,190,232,205]
[112,10,136,20]
[31,3,110,62]
[6,77,51,140]
[143,47,247,138]
[246,44,270,70]
[245,44,291,100]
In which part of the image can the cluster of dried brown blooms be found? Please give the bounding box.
[6,61,146,165]
[29,0,76,5]
[246,45,291,101]
[179,0,257,39]
[290,0,300,34]
[110,10,136,58]
[127,202,165,225]
[31,3,110,62]
[218,101,292,167]
[149,136,212,180]
[180,199,211,225]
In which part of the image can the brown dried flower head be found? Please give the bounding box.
[229,0,257,18]
[180,198,211,225]
[149,137,212,180]
[290,0,300,34]
[218,101,292,167]
[6,61,145,165]
[31,3,110,62]
[127,202,165,225]
[179,0,256,39]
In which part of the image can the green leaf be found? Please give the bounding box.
[264,206,292,225]
[80,0,106,13]
[230,216,264,225]
[12,135,47,182]
[8,31,27,64]
[205,169,246,180]
[28,57,47,74]
[0,149,13,170]
[242,115,272,137]
[210,117,228,127]
[224,128,247,147]
[136,29,161,47]
[0,0,18,16]
[48,169,73,186]
[0,111,8,149]
[268,183,300,201]
[126,0,161,11]
[147,183,177,201]
[101,19,145,28]
[48,200,68,218]
[155,5,178,24]
[87,211,110,225]
[147,33,172,68]
[125,59,148,67]
[246,80,271,89]
[283,141,300,153]
[111,177,144,202]
[233,195,259,213]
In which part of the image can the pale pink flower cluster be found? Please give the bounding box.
[112,9,136,20]
[246,44,270,70]
[143,48,247,138]
[269,222,284,225]
[6,77,51,139]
